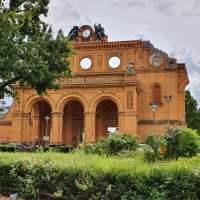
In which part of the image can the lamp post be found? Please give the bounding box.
[44,115,50,146]
[150,103,158,133]
[164,95,172,125]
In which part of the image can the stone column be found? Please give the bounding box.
[84,112,96,143]
[51,112,63,144]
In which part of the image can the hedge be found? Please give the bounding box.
[1,152,200,199]
[0,144,74,153]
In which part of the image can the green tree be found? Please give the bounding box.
[0,0,72,97]
[185,90,200,133]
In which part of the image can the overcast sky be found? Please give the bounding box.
[3,0,199,106]
[45,0,200,104]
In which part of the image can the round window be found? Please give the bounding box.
[109,56,121,69]
[80,58,92,70]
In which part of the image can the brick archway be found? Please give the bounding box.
[62,100,84,146]
[29,100,52,144]
[89,94,123,141]
[57,95,88,113]
[90,94,123,113]
[25,96,55,113]
[95,99,118,140]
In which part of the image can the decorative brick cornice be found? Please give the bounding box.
[59,73,138,89]
[74,40,144,51]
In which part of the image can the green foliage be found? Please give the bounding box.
[50,145,74,153]
[144,135,162,162]
[0,0,72,96]
[163,127,200,159]
[84,134,139,156]
[0,144,17,152]
[185,90,200,134]
[0,144,74,153]
[1,152,200,199]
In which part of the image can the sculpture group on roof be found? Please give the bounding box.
[68,26,79,40]
[94,23,107,40]
[68,24,107,41]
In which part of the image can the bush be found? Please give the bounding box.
[0,144,19,152]
[144,135,165,162]
[141,143,156,162]
[84,134,139,155]
[49,144,74,153]
[1,153,200,199]
[163,127,200,159]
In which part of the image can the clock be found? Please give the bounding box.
[82,29,91,38]
[149,52,164,67]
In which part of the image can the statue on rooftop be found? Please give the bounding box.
[68,26,79,40]
[94,23,107,41]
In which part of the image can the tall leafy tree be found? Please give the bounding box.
[185,90,200,133]
[0,0,72,97]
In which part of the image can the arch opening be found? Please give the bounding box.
[62,100,84,146]
[95,100,118,140]
[30,100,52,145]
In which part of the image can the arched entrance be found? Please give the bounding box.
[30,100,52,144]
[96,100,118,140]
[62,100,84,146]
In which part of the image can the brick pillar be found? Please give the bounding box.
[84,112,96,143]
[21,113,30,142]
[119,111,137,135]
[118,112,124,132]
[51,112,63,144]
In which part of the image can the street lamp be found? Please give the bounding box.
[44,115,50,146]
[150,103,158,133]
[164,95,172,125]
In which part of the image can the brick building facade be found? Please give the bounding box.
[0,25,189,145]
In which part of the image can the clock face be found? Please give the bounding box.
[82,29,91,38]
[149,52,164,67]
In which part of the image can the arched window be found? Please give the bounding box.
[152,84,161,104]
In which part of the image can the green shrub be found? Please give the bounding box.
[84,134,139,155]
[163,127,200,159]
[50,145,74,153]
[141,144,156,162]
[144,135,165,162]
[1,153,200,199]
[0,144,18,152]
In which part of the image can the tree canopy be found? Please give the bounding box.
[185,90,200,133]
[0,0,72,97]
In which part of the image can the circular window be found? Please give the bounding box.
[80,58,92,70]
[109,56,121,69]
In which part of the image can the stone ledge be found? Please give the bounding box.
[138,120,184,125]
[0,121,12,126]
